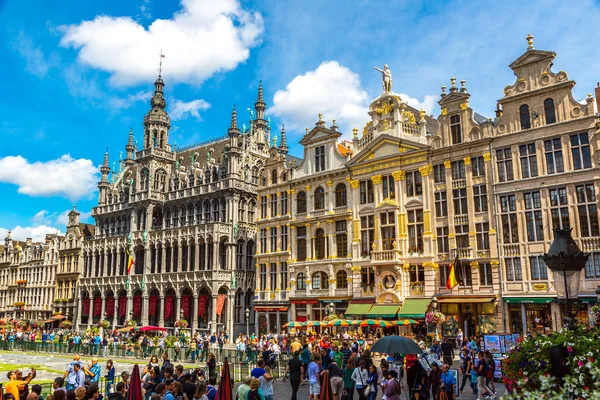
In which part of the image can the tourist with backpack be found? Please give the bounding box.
[484,351,497,394]
[476,351,495,399]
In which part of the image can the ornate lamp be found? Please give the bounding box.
[431,296,438,311]
[542,228,589,329]
[245,308,250,337]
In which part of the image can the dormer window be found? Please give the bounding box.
[450,115,462,144]
[271,170,278,184]
[315,145,325,172]
[544,98,556,124]
[519,104,531,130]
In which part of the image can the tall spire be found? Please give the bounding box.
[228,105,240,137]
[254,81,265,120]
[100,148,110,182]
[125,128,135,165]
[280,125,288,153]
[257,81,264,103]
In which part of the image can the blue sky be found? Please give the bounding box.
[1,0,600,241]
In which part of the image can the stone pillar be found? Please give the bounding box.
[100,295,106,320]
[193,294,199,333]
[227,293,234,337]
[142,295,149,326]
[194,242,200,271]
[159,295,165,327]
[211,294,218,333]
[76,294,83,330]
[175,295,182,322]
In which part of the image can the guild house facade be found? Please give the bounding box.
[77,72,270,336]
[254,35,600,337]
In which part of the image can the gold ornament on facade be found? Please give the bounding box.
[418,164,433,177]
[371,174,383,184]
[459,102,469,111]
[326,180,333,187]
[402,263,410,271]
[347,277,353,282]
[305,185,311,191]
[463,156,471,165]
[441,108,448,116]
[490,259,500,267]
[375,103,394,115]
[402,111,417,124]
[392,170,406,181]
[351,265,362,271]
[419,109,426,121]
[489,228,496,234]
[392,240,397,249]
[349,180,360,189]
[378,198,398,207]
[469,261,479,269]
[444,160,452,169]
[380,119,390,130]
[352,127,358,137]
[362,121,373,136]
[482,152,491,162]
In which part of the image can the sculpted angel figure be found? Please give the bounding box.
[374,64,392,93]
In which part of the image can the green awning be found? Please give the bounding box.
[397,299,431,319]
[367,305,401,318]
[579,297,597,304]
[344,304,373,316]
[503,297,554,304]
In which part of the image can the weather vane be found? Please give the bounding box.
[158,49,166,76]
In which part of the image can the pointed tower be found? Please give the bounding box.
[125,128,135,166]
[67,204,81,228]
[143,70,171,151]
[98,149,110,204]
[254,81,268,150]
[228,105,240,137]
[279,125,288,154]
[228,105,242,178]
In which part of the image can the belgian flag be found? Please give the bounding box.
[125,247,135,275]
[446,254,460,289]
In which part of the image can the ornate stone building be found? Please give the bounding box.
[255,35,600,336]
[0,232,60,322]
[77,73,268,335]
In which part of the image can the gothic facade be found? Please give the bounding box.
[77,74,269,335]
[254,36,600,337]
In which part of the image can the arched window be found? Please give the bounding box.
[544,98,556,124]
[220,198,226,221]
[297,191,307,214]
[297,272,306,290]
[314,187,325,210]
[315,228,325,260]
[140,168,149,191]
[336,270,348,289]
[520,104,531,130]
[312,271,329,290]
[281,172,287,182]
[271,170,278,184]
[204,169,211,184]
[335,183,347,207]
[212,167,219,182]
[220,166,227,180]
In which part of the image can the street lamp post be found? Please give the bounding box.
[542,228,589,330]
[431,296,439,340]
[245,308,250,338]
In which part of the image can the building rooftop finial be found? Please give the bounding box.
[257,80,264,103]
[280,124,288,152]
[231,104,237,129]
[526,33,534,50]
[158,49,165,77]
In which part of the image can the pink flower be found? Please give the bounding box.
[578,360,584,367]
[567,346,573,353]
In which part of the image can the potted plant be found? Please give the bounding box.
[125,319,137,328]
[59,321,72,329]
[98,320,110,329]
[175,319,189,328]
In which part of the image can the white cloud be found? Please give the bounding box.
[108,91,151,109]
[59,0,264,86]
[0,226,63,242]
[56,209,92,226]
[0,155,99,201]
[270,61,370,134]
[139,0,152,19]
[11,31,59,78]
[169,98,211,120]
[398,93,438,114]
[32,210,52,225]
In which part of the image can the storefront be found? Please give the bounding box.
[254,306,289,335]
[437,296,497,338]
[503,297,556,336]
[344,300,375,320]
[397,298,431,337]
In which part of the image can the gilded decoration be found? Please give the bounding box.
[403,111,417,124]
[349,180,360,189]
[362,121,373,136]
[380,119,390,130]
[378,198,398,207]
[392,170,406,181]
[444,160,452,169]
[483,152,491,162]
[371,174,383,184]
[469,261,479,269]
[418,164,433,177]
[326,180,334,187]
[460,102,469,110]
[463,156,471,165]
[375,103,394,115]
[305,185,311,191]
[402,263,410,271]
[352,154,427,176]
[441,108,448,116]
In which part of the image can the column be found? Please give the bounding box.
[142,295,149,326]
[193,295,199,334]
[213,242,220,269]
[211,295,218,333]
[76,294,83,330]
[177,244,182,272]
[276,312,281,333]
[175,295,181,321]
[290,226,297,260]
[227,293,234,337]
[100,295,106,319]
[159,295,165,327]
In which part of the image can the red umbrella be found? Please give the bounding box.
[126,364,142,400]
[215,357,233,400]
[137,326,167,332]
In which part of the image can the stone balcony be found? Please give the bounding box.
[452,179,466,189]
[503,244,520,256]
[452,247,473,259]
[454,214,469,225]
[371,249,401,262]
[580,237,600,251]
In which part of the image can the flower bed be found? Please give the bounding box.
[503,325,600,399]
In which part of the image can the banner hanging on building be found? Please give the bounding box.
[93,296,102,317]
[182,295,191,318]
[83,297,90,316]
[216,294,226,317]
[165,296,174,320]
[119,296,127,317]
[149,296,158,317]
[106,296,115,317]
[198,295,208,317]
[133,296,142,318]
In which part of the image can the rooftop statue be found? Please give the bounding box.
[374,64,393,93]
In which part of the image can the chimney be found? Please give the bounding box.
[495,102,503,118]
[595,83,600,112]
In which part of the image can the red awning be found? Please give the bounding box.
[51,315,67,320]
[291,300,318,304]
[254,306,289,312]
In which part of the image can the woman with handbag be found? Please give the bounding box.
[351,360,369,400]
[365,364,378,400]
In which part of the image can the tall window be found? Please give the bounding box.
[519,104,531,130]
[505,258,523,281]
[360,215,375,256]
[496,148,514,182]
[408,209,424,251]
[545,138,564,174]
[281,191,288,215]
[577,184,599,237]
[297,227,307,261]
[360,180,374,204]
[281,225,288,251]
[270,194,278,216]
[260,264,267,291]
[437,227,449,254]
[500,195,519,243]
[270,227,277,252]
[380,211,396,250]
[519,143,538,178]
[529,255,549,280]
[361,267,375,290]
[270,263,277,291]
[271,170,278,184]
[571,133,592,170]
[336,270,348,289]
[455,224,469,248]
[439,264,452,288]
[479,263,493,286]
[409,265,425,284]
[544,98,556,124]
[259,229,267,254]
[471,156,485,177]
[476,222,490,250]
[585,252,600,279]
[281,262,288,290]
[335,221,348,257]
[260,196,267,219]
[453,188,468,215]
[524,191,544,242]
[550,187,570,229]
[312,272,328,289]
[248,201,255,221]
[451,160,466,180]
[314,187,325,210]
[315,228,325,260]
[296,191,307,214]
[382,175,395,199]
[315,145,326,172]
[433,164,446,183]
[435,191,448,217]
[406,171,422,197]
[450,115,462,144]
[473,185,488,213]
[296,272,306,290]
[335,183,347,207]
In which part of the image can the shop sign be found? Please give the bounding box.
[504,297,554,304]
[533,283,547,291]
[319,299,346,303]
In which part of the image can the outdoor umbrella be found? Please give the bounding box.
[370,336,422,355]
[319,369,333,400]
[283,321,306,328]
[216,357,233,400]
[328,319,350,327]
[394,319,418,325]
[126,364,142,400]
[349,320,361,326]
[137,325,167,332]
[306,321,326,327]
[359,319,379,327]
[378,321,394,328]
[117,326,135,333]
